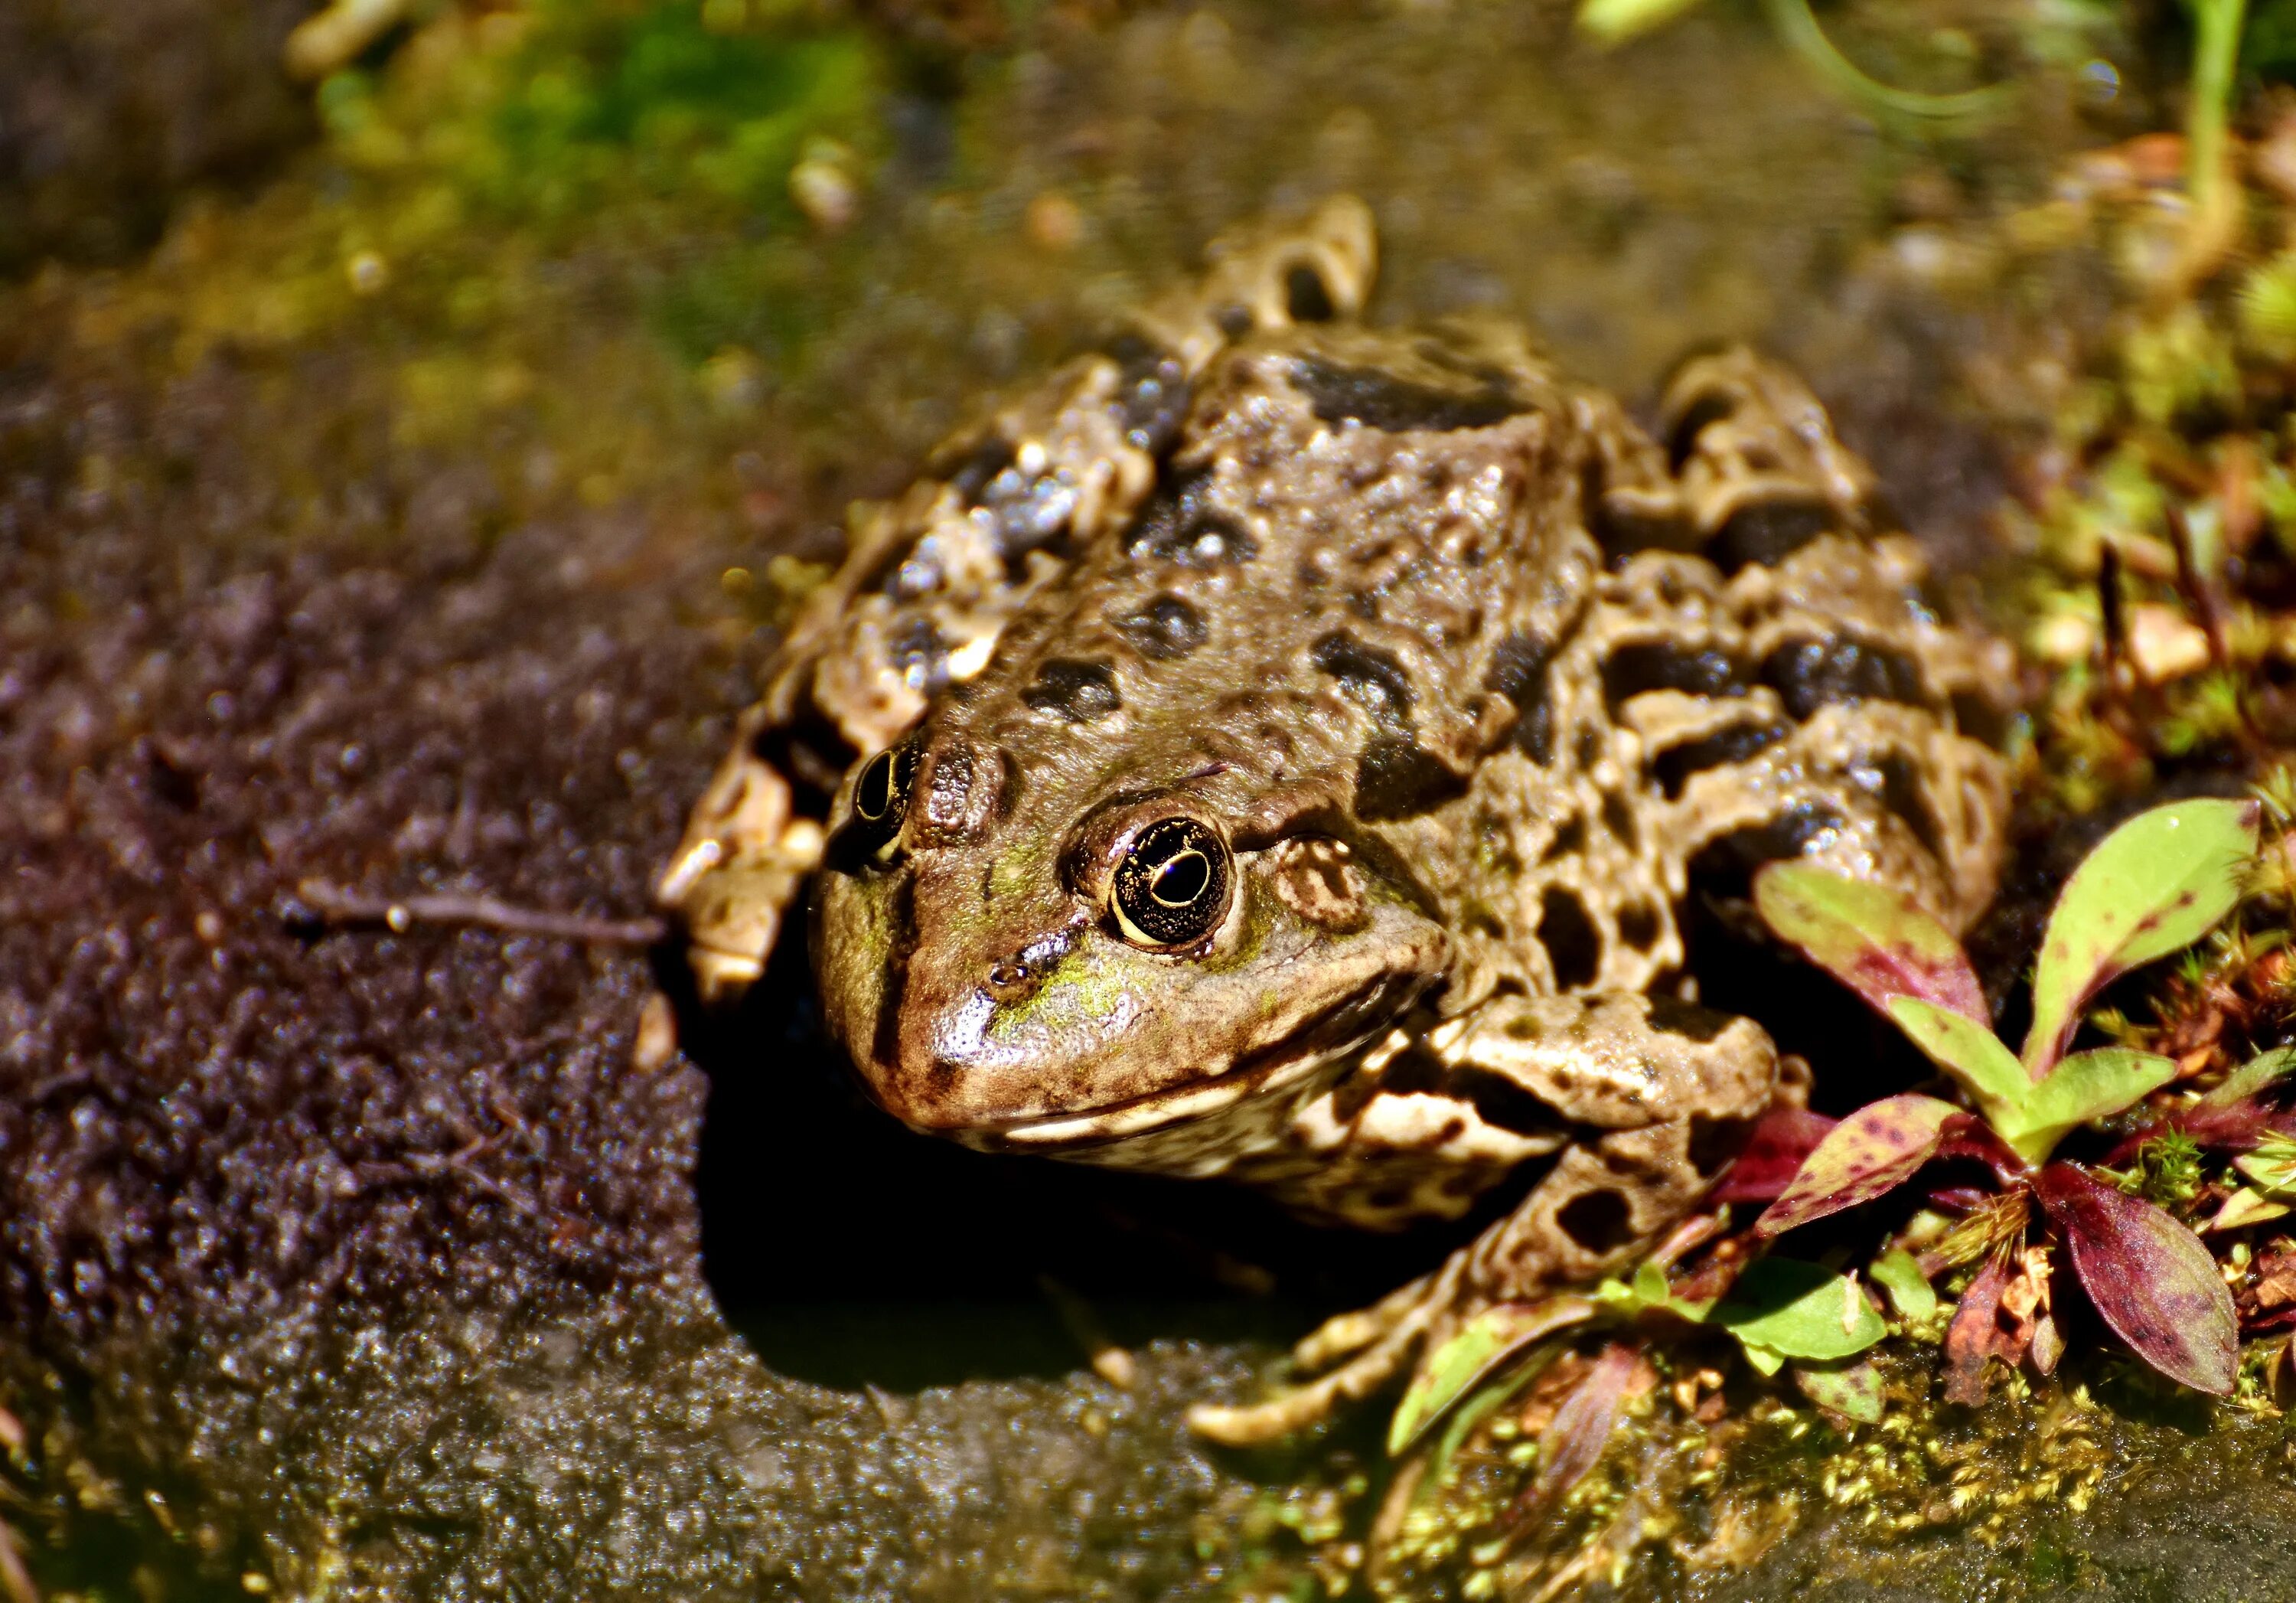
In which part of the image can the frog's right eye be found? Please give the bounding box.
[1110,818,1232,950]
[849,746,917,854]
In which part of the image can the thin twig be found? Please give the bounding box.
[295,880,664,946]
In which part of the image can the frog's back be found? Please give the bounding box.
[660,197,2007,1023]
[930,319,2005,1024]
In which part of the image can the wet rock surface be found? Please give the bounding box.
[0,0,321,273]
[0,353,1281,1598]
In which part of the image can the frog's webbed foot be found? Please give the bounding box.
[1130,194,1379,372]
[655,702,831,1002]
[1189,1263,1462,1448]
[1190,992,1778,1447]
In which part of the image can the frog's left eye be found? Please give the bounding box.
[848,744,918,854]
[1111,818,1231,949]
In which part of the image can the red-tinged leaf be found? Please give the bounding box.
[1933,1116,2027,1182]
[1710,1105,1839,1203]
[2023,799,2258,1076]
[1754,863,1987,1023]
[1753,1095,1962,1239]
[1512,1342,1639,1527]
[2032,1161,2239,1395]
[1943,1253,2014,1406]
[2105,1099,2276,1165]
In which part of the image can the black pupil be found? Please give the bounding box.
[1151,850,1209,906]
[1114,818,1228,947]
[856,751,902,822]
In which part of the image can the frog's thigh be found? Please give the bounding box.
[1434,992,1777,1302]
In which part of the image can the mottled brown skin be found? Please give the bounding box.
[660,199,2012,1443]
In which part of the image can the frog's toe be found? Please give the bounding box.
[1188,1314,1426,1448]
[1189,1264,1460,1447]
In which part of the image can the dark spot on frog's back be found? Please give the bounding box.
[1312,632,1415,726]
[1291,359,1525,433]
[1601,642,1743,709]
[934,436,1017,505]
[1760,635,1926,718]
[1104,332,1192,455]
[1687,805,1842,904]
[1124,467,1257,567]
[1538,887,1603,990]
[1650,720,1787,800]
[1354,738,1468,821]
[1876,750,1944,858]
[888,618,952,694]
[1646,994,1733,1042]
[1712,498,1833,571]
[1557,1189,1636,1254]
[1484,629,1559,765]
[1285,262,1337,322]
[1021,659,1121,722]
[1111,594,1207,661]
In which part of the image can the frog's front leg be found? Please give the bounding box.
[1190,991,1777,1446]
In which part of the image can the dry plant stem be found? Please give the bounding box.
[296,880,666,945]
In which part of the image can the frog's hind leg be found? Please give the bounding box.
[1191,991,1777,1446]
[1189,1262,1463,1448]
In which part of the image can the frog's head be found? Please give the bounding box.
[810,727,1450,1155]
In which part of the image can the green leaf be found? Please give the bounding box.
[1739,1342,1786,1376]
[1590,1259,1712,1324]
[2234,1133,2296,1194]
[1711,1259,1887,1363]
[2199,1045,2296,1108]
[1753,1095,1962,1239]
[1998,1048,2179,1165]
[1870,1249,1939,1321]
[1576,0,1707,44]
[2206,1186,2292,1232]
[1886,997,2028,1127]
[1754,864,1987,1023]
[2024,799,2258,1075]
[1387,1298,1593,1455]
[1793,1358,1887,1423]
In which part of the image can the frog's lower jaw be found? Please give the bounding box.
[965,1039,1372,1177]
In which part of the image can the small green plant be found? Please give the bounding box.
[1751,797,2261,1399]
[1576,0,2011,126]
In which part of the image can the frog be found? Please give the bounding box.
[657,196,2012,1445]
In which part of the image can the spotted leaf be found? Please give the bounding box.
[1754,862,1987,1024]
[1793,1357,1886,1423]
[1512,1342,1640,1526]
[2033,1161,2237,1395]
[1751,1094,1962,1239]
[2024,799,2258,1076]
[1884,997,2028,1130]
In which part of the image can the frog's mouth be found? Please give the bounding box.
[951,971,1427,1169]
